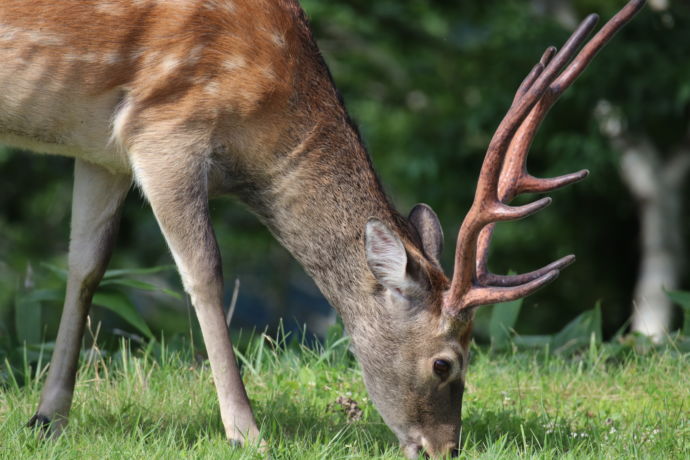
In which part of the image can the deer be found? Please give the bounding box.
[0,0,644,458]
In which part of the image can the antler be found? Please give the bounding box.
[444,0,645,314]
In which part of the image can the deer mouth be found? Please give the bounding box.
[402,442,426,459]
[401,436,459,459]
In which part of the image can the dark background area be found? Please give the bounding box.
[0,0,688,348]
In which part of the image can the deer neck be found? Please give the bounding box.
[240,120,413,333]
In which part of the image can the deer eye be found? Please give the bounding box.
[433,359,451,378]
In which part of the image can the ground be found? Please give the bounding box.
[0,335,687,459]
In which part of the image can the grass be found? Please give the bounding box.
[0,334,688,459]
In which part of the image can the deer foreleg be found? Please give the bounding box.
[28,159,131,434]
[130,147,260,445]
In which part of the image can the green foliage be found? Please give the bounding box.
[37,263,179,341]
[489,294,690,358]
[1,263,178,386]
[489,298,523,351]
[0,1,688,345]
[14,288,44,348]
[91,292,154,341]
[549,303,603,354]
[489,300,603,354]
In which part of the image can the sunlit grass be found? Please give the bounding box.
[0,335,687,459]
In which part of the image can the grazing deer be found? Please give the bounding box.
[1,0,643,457]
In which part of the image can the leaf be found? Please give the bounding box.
[103,266,176,279]
[552,302,602,354]
[14,291,42,345]
[99,278,182,300]
[489,298,522,350]
[512,334,552,348]
[92,291,154,340]
[39,262,68,281]
[18,288,64,304]
[666,290,690,336]
[40,263,181,300]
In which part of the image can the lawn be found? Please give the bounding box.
[0,334,687,459]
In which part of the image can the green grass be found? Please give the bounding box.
[0,336,688,459]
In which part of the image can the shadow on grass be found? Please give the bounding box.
[255,392,398,456]
[17,362,599,458]
[54,395,597,457]
[69,392,397,457]
[462,407,597,453]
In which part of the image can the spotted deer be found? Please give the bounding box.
[1,0,643,457]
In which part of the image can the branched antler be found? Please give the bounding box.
[444,0,645,314]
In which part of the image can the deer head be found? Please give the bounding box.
[353,1,645,457]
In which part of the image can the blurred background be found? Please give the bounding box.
[0,0,688,357]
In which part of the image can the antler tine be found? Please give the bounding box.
[553,0,646,94]
[478,0,645,284]
[461,269,560,310]
[481,255,576,287]
[511,47,556,107]
[445,14,599,313]
[506,0,646,199]
[445,0,646,315]
[446,16,598,312]
[474,13,599,198]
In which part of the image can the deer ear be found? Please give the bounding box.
[409,203,443,265]
[365,218,427,299]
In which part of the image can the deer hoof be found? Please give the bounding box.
[26,413,59,438]
[26,413,51,428]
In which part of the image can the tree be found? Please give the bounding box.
[586,0,690,339]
